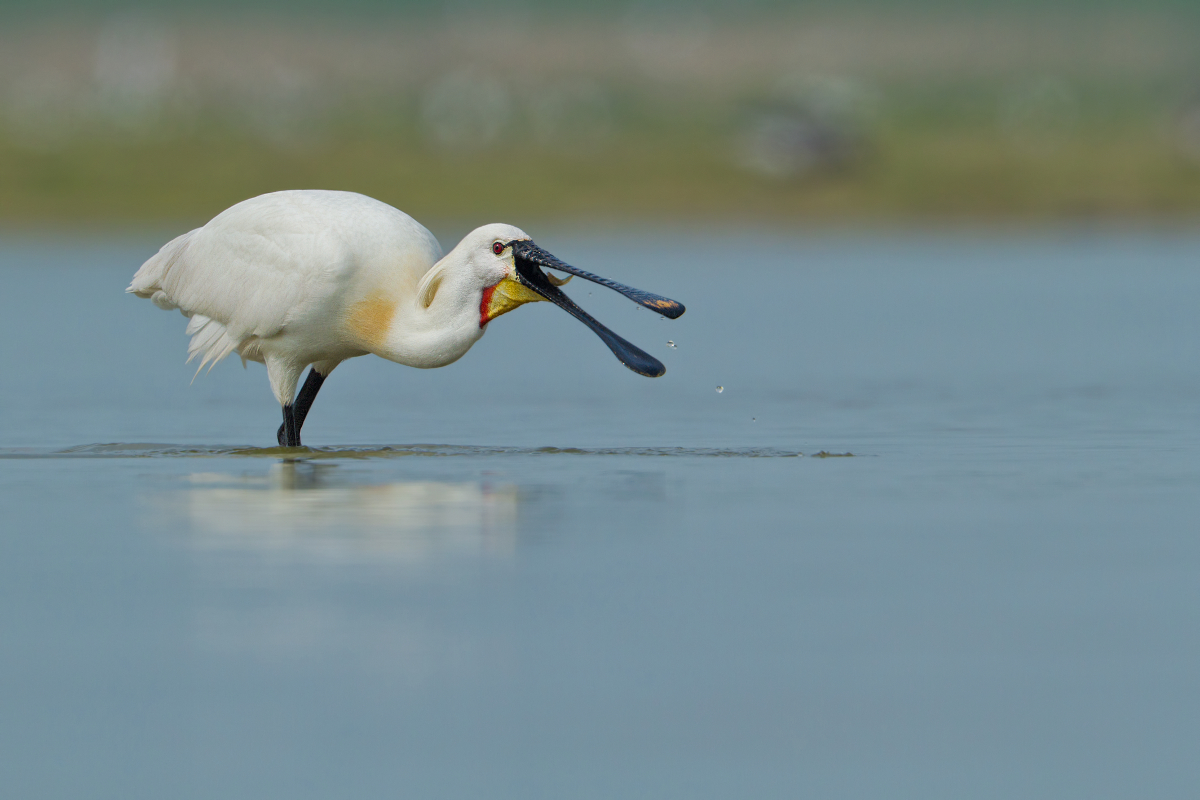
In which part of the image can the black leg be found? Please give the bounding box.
[279,404,300,447]
[292,368,327,434]
[276,368,326,447]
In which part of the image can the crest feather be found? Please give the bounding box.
[416,260,448,308]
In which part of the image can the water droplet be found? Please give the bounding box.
[666,340,676,348]
[715,386,724,393]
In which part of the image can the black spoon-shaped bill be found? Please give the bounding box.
[510,240,685,319]
[510,245,670,377]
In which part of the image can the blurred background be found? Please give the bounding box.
[5,5,1200,797]
[3,0,1200,226]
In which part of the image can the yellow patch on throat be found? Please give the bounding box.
[346,293,397,348]
[483,276,545,324]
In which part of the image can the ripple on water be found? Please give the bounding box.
[0,443,815,460]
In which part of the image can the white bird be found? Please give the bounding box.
[128,190,685,446]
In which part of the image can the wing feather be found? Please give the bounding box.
[128,190,444,376]
[128,194,349,347]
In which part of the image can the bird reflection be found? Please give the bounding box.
[172,461,518,562]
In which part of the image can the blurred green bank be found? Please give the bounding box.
[2,7,1199,225]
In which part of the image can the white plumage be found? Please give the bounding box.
[129,189,683,446]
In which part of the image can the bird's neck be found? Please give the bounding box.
[373,268,487,369]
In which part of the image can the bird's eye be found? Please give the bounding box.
[492,242,505,255]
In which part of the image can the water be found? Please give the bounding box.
[1,229,1198,798]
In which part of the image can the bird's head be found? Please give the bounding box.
[453,223,685,378]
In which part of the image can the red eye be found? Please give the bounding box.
[492,242,504,255]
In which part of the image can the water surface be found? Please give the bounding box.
[1,229,1198,798]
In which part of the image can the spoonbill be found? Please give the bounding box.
[128,190,685,446]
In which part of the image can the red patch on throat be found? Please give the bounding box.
[479,284,497,328]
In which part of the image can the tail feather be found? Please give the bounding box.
[131,229,244,380]
[186,314,242,379]
[127,229,198,300]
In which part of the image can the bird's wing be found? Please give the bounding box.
[129,197,350,365]
[129,191,444,373]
